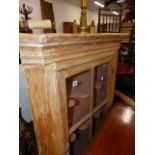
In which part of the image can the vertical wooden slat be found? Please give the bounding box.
[112,16,114,32]
[107,16,109,32]
[57,72,70,154]
[98,8,101,33]
[113,16,115,32]
[109,16,111,32]
[110,16,112,32]
[116,17,119,32]
[88,68,95,141]
[103,16,104,32]
[107,49,119,108]
[119,9,122,33]
[114,16,117,32]
[105,15,107,32]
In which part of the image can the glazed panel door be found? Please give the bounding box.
[57,54,117,155]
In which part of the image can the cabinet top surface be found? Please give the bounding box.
[19,33,129,67]
[20,33,128,37]
[19,33,129,45]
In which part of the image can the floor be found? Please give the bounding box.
[85,103,135,155]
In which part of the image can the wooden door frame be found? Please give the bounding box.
[40,0,56,33]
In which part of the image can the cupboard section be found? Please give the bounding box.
[20,33,129,155]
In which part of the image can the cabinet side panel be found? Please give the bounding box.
[25,66,66,155]
[25,66,55,155]
[107,50,119,108]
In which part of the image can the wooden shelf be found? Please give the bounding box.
[117,63,135,75]
[70,89,89,98]
[121,41,135,44]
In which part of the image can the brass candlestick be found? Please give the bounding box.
[89,20,96,33]
[72,20,78,33]
[78,0,89,33]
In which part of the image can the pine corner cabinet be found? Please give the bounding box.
[19,33,129,155]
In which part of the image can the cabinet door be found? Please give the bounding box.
[66,70,91,127]
[94,63,109,107]
[58,55,116,155]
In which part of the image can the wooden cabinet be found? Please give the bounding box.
[63,22,73,33]
[19,33,129,155]
[120,23,135,41]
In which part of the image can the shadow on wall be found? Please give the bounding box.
[19,70,32,122]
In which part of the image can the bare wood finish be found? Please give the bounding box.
[25,66,67,155]
[115,89,135,107]
[120,23,135,40]
[20,33,129,155]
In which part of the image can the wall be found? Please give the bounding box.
[47,0,98,33]
[19,0,98,122]
[19,0,41,21]
[19,0,43,33]
[19,0,98,33]
[19,70,32,122]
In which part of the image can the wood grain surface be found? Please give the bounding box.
[20,33,129,155]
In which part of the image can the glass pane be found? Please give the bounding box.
[70,121,90,155]
[94,63,109,107]
[93,105,108,136]
[66,71,90,127]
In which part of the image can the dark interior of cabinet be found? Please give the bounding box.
[66,71,90,127]
[66,63,109,155]
[19,108,39,155]
[116,40,135,99]
[94,63,109,107]
[116,74,135,100]
[93,105,108,136]
[70,121,90,155]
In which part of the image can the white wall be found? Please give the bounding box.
[19,71,32,122]
[19,0,41,21]
[19,0,98,122]
[19,0,43,33]
[19,0,98,33]
[47,0,98,33]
